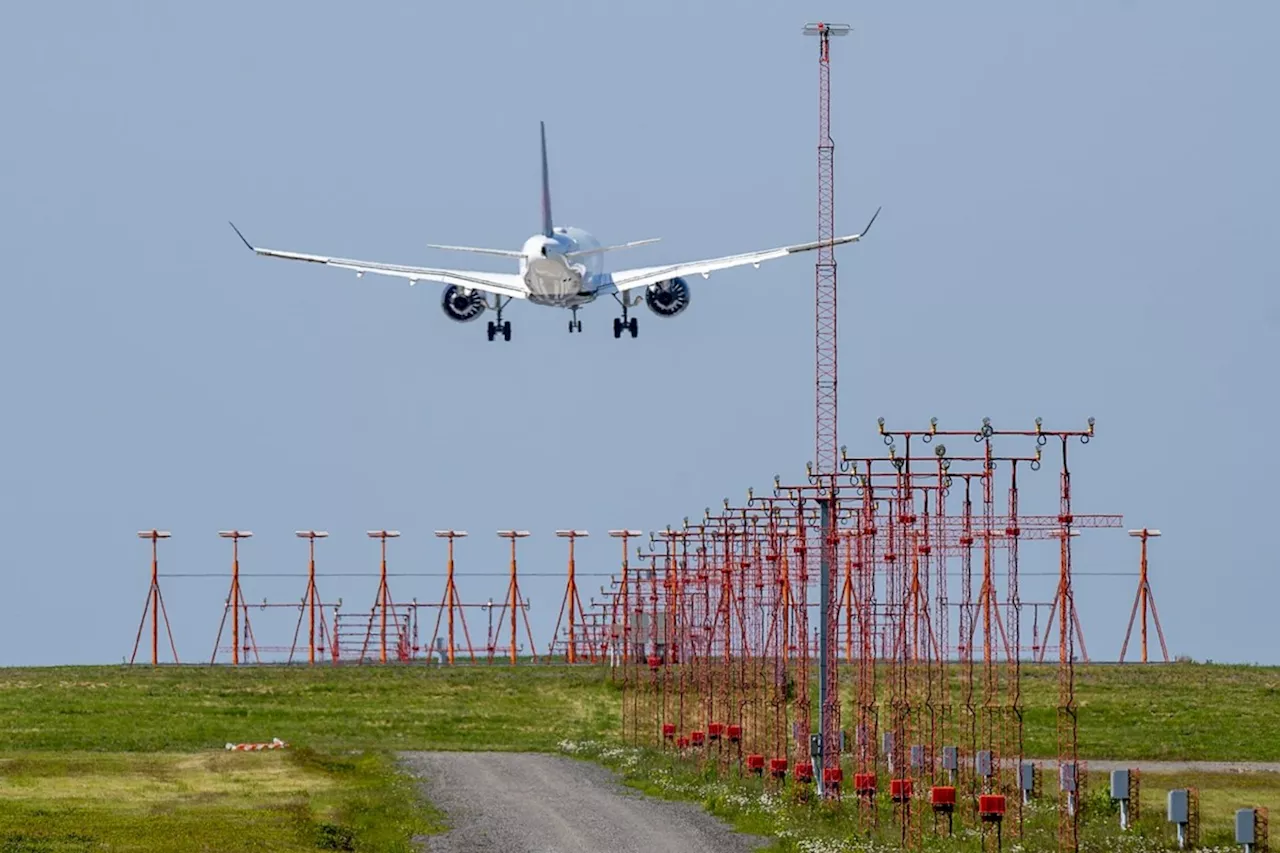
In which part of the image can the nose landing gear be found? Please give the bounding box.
[567,307,582,333]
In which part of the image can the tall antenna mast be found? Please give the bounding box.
[804,20,851,801]
[804,21,850,477]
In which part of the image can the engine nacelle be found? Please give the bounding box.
[440,285,487,323]
[644,277,691,317]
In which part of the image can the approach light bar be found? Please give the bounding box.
[803,22,851,36]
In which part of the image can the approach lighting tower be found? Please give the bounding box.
[216,530,254,665]
[131,530,178,666]
[295,530,329,665]
[366,530,401,663]
[1120,528,1169,663]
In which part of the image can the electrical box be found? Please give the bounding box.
[809,733,823,758]
[1110,769,1130,800]
[883,731,895,755]
[1167,789,1189,823]
[976,750,993,778]
[839,730,847,753]
[1020,762,1036,792]
[910,745,925,769]
[1235,808,1256,844]
[1059,762,1078,793]
[942,746,959,772]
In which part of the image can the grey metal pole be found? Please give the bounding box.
[817,496,832,797]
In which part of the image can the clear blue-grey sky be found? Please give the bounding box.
[1,3,1275,666]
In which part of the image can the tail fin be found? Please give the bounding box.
[540,121,554,238]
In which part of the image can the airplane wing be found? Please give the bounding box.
[602,207,879,295]
[229,223,528,299]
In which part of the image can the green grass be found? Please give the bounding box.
[0,748,441,852]
[563,740,1280,852]
[972,661,1280,761]
[0,664,615,852]
[0,662,1277,851]
[0,664,617,752]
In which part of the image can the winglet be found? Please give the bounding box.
[229,221,255,252]
[860,206,881,237]
[540,121,554,238]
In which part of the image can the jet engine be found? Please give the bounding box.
[643,277,691,317]
[440,285,487,322]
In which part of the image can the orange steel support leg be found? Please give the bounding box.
[495,530,537,665]
[212,530,255,665]
[430,530,477,665]
[609,530,643,665]
[130,530,179,666]
[1120,528,1169,663]
[552,530,591,663]
[292,531,329,665]
[364,530,401,664]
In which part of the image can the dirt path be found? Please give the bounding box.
[402,751,768,853]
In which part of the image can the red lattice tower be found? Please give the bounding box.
[804,21,849,478]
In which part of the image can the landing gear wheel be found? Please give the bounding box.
[487,321,496,342]
[502,321,511,342]
[613,317,622,339]
[568,320,574,333]
[628,317,638,338]
[575,320,582,333]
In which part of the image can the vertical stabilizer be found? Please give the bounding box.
[540,121,554,238]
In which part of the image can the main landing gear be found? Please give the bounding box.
[567,307,582,334]
[611,294,639,338]
[486,297,512,342]
[612,316,638,339]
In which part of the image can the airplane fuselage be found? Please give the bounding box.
[518,226,603,308]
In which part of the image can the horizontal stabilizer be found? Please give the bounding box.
[426,243,525,258]
[566,238,661,259]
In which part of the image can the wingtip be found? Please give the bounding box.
[228,221,254,251]
[862,206,882,236]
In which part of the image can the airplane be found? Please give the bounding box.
[229,122,879,342]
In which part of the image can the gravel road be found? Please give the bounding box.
[1025,758,1280,774]
[402,752,768,853]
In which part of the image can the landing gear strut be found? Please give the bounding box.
[567,307,582,334]
[611,295,639,339]
[486,297,513,342]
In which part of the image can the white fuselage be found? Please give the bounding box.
[518,226,603,308]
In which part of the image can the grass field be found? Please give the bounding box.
[0,662,1277,851]
[563,739,1280,852]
